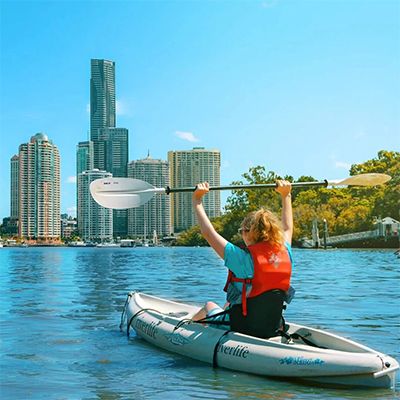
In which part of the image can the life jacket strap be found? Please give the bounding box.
[229,275,252,316]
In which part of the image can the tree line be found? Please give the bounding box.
[176,150,399,247]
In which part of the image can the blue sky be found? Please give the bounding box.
[0,0,399,219]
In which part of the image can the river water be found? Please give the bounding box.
[0,247,399,399]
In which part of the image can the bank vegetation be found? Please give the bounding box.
[176,150,400,247]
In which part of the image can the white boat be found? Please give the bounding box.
[120,239,136,248]
[121,292,398,389]
[68,241,86,247]
[96,242,120,248]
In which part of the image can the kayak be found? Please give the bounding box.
[121,291,399,389]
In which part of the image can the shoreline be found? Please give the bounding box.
[1,244,399,250]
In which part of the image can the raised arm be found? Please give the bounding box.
[276,180,293,245]
[192,182,228,259]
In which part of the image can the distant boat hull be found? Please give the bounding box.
[68,241,86,247]
[96,243,120,248]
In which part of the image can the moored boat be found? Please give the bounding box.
[68,241,86,247]
[96,242,120,248]
[121,291,398,389]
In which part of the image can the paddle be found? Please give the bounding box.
[89,173,391,209]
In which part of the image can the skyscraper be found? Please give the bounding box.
[77,169,113,241]
[127,156,171,240]
[87,59,129,238]
[90,59,116,169]
[168,147,221,232]
[97,128,128,177]
[77,141,94,175]
[18,133,61,240]
[98,127,129,237]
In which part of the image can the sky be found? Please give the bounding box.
[0,0,399,220]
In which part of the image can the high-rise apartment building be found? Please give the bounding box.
[10,154,19,219]
[77,169,113,241]
[127,156,171,239]
[90,59,116,169]
[18,133,61,240]
[76,141,93,237]
[168,147,221,232]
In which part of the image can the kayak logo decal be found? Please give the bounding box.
[165,332,190,346]
[279,356,325,366]
[217,344,250,358]
[134,319,161,339]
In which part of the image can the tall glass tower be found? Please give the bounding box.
[168,147,221,232]
[18,133,61,240]
[85,58,129,238]
[97,127,128,237]
[90,59,116,169]
[77,141,94,175]
[97,128,128,177]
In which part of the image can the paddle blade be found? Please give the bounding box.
[329,173,392,187]
[90,178,157,209]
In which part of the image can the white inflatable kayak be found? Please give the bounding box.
[121,291,398,389]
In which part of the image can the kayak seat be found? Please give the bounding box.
[228,289,286,339]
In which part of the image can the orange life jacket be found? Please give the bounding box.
[224,241,292,316]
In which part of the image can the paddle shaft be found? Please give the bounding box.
[165,180,329,194]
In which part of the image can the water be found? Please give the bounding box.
[0,247,399,400]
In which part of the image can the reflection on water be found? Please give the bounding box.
[0,247,399,399]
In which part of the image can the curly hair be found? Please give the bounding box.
[240,208,285,248]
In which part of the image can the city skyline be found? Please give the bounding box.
[1,1,399,220]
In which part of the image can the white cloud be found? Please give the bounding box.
[330,153,352,170]
[335,161,352,170]
[354,130,366,139]
[221,160,231,170]
[67,176,77,184]
[175,131,200,142]
[260,0,279,8]
[116,100,129,116]
[67,206,77,217]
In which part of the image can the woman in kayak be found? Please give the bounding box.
[191,180,293,338]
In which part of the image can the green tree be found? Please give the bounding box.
[350,150,400,221]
